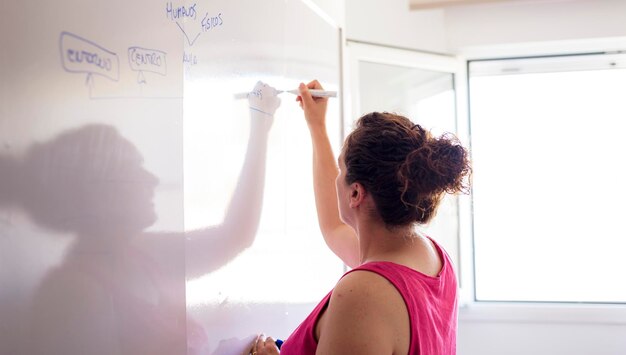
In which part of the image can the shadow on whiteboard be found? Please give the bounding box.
[0,122,271,354]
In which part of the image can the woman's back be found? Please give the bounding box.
[352,238,458,355]
[281,237,457,355]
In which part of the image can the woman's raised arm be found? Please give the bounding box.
[297,81,359,268]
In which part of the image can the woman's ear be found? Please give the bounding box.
[349,183,366,208]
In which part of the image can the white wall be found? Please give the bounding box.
[445,0,626,52]
[311,0,345,27]
[343,1,626,354]
[458,319,626,355]
[345,0,626,54]
[345,0,448,54]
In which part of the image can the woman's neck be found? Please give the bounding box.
[354,219,417,264]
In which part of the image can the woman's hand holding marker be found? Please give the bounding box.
[296,80,328,131]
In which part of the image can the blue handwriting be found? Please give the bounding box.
[201,12,223,32]
[60,32,119,81]
[166,2,197,21]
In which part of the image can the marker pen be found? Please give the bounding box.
[234,89,337,99]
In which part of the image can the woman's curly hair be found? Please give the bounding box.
[343,112,471,226]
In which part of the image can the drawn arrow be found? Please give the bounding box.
[137,71,147,84]
[85,73,94,99]
[176,22,201,46]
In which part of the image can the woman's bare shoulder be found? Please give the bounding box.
[316,270,409,354]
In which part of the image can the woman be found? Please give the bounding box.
[252,81,470,355]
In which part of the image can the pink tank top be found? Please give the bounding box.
[280,238,458,355]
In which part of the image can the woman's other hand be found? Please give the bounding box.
[249,334,279,355]
[249,81,282,117]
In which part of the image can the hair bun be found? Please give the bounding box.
[398,132,470,221]
[427,133,471,194]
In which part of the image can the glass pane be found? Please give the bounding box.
[357,61,460,270]
[470,56,626,303]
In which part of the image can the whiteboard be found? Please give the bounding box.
[0,0,342,354]
[183,0,343,354]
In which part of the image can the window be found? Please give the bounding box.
[469,53,626,303]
